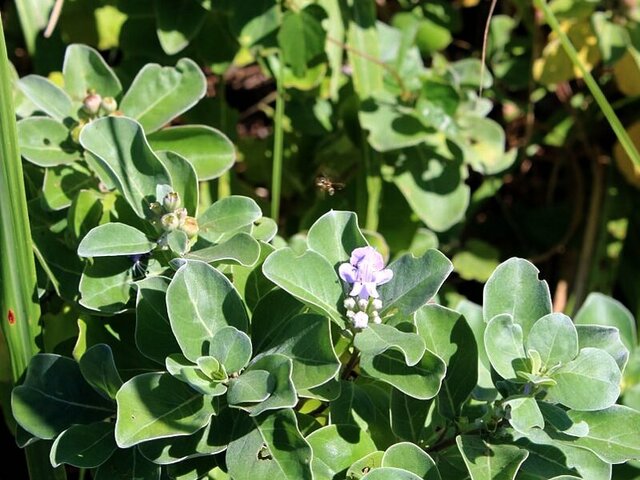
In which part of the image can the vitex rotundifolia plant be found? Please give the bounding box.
[11,204,640,479]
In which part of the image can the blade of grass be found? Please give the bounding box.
[0,14,64,480]
[534,0,640,168]
[270,53,285,222]
[13,0,55,54]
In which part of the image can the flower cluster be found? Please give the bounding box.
[339,246,393,329]
[150,191,199,239]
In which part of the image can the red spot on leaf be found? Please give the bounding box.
[7,310,15,325]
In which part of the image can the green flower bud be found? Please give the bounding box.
[163,191,181,212]
[82,93,102,116]
[149,202,163,216]
[70,120,87,144]
[101,96,118,114]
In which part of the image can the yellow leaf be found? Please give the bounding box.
[613,121,640,188]
[534,20,601,85]
[613,49,640,97]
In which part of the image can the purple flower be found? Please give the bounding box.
[339,246,393,300]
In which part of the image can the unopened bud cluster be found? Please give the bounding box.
[72,90,122,143]
[150,191,199,239]
[344,296,383,330]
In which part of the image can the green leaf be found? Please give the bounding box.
[483,258,552,337]
[149,125,236,181]
[135,276,181,364]
[167,229,190,255]
[253,312,340,390]
[120,58,206,133]
[448,59,493,90]
[576,324,628,372]
[198,196,262,243]
[457,117,516,175]
[360,99,431,152]
[226,409,313,480]
[345,0,384,98]
[262,248,344,325]
[79,343,123,400]
[79,257,133,313]
[362,469,423,480]
[228,370,273,405]
[392,146,470,232]
[383,442,441,480]
[94,446,160,480]
[483,314,527,380]
[17,117,77,167]
[239,354,297,416]
[187,233,261,267]
[355,324,426,367]
[50,422,116,468]
[155,150,199,216]
[42,164,97,211]
[346,451,384,479]
[209,326,252,374]
[379,249,453,317]
[390,388,432,443]
[568,405,640,463]
[78,223,155,258]
[167,261,248,361]
[574,292,637,352]
[307,210,368,267]
[165,354,227,396]
[62,44,122,100]
[526,313,579,371]
[18,75,73,121]
[360,346,446,400]
[226,0,280,48]
[138,407,232,464]
[278,6,326,77]
[115,372,216,448]
[451,240,500,283]
[456,436,529,480]
[306,424,377,480]
[80,116,172,218]
[416,305,477,419]
[155,0,207,55]
[12,354,114,439]
[504,397,544,435]
[546,348,621,411]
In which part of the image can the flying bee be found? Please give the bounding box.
[315,175,345,196]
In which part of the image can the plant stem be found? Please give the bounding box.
[270,55,285,222]
[534,0,640,168]
[217,76,231,200]
[361,134,381,232]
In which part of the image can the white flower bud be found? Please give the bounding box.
[372,299,383,310]
[358,298,369,310]
[101,96,118,114]
[163,192,181,212]
[372,311,381,324]
[344,297,356,310]
[352,311,369,329]
[180,216,199,238]
[346,310,355,318]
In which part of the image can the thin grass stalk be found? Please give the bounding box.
[534,0,640,168]
[0,15,63,480]
[270,55,285,222]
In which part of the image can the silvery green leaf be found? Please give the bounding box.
[50,422,116,468]
[78,223,155,257]
[526,313,579,371]
[63,44,122,100]
[456,435,528,480]
[483,314,528,380]
[307,210,368,267]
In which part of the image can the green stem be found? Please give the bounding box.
[270,55,285,222]
[217,77,231,200]
[13,0,50,55]
[361,131,381,231]
[534,0,640,168]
